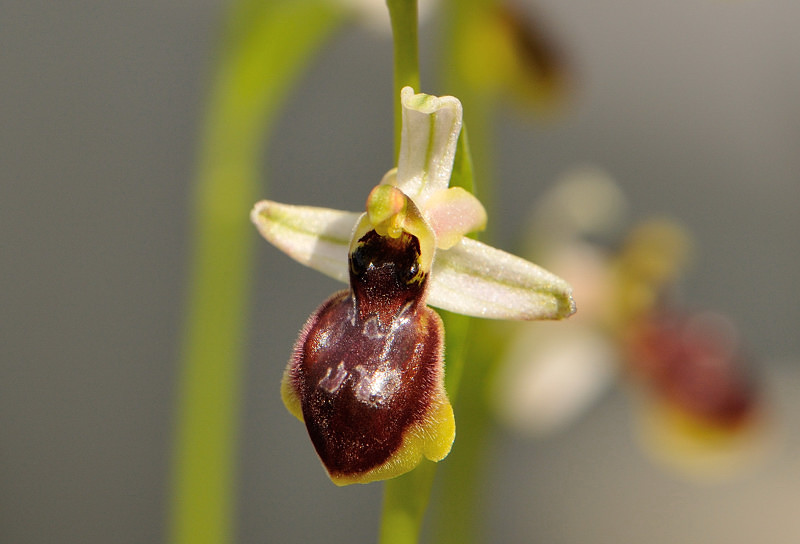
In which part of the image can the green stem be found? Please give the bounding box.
[431,326,502,544]
[386,0,420,158]
[378,311,470,544]
[169,2,342,543]
[429,2,500,543]
[380,5,438,542]
[378,461,438,544]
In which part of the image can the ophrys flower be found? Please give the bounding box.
[252,87,575,485]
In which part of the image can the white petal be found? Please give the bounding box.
[428,237,576,320]
[423,186,487,249]
[250,200,359,283]
[395,87,463,206]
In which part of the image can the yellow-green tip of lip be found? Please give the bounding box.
[329,398,455,486]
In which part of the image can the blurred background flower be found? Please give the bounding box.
[493,168,770,482]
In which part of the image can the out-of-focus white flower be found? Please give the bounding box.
[494,168,625,434]
[495,320,617,435]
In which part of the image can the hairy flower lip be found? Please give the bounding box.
[283,278,454,485]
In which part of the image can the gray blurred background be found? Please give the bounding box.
[2,1,799,543]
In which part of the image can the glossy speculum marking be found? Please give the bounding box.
[285,229,448,482]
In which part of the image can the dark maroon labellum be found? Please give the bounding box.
[625,312,758,429]
[287,230,446,480]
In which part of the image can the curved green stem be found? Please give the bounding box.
[169,2,342,543]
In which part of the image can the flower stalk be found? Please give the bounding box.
[387,0,420,157]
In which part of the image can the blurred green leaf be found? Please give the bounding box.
[170,2,345,544]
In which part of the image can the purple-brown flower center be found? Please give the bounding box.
[289,230,445,478]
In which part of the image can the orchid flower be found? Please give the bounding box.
[251,87,575,485]
[493,170,766,480]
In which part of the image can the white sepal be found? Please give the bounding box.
[251,200,359,283]
[428,237,576,320]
